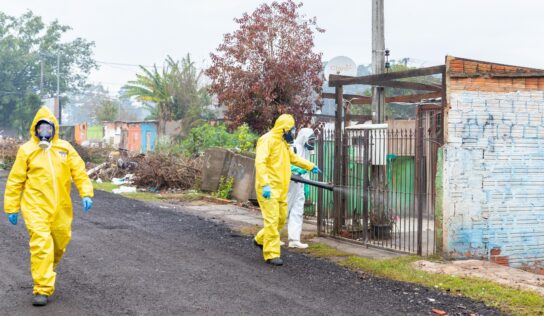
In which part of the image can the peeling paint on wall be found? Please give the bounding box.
[444,90,544,269]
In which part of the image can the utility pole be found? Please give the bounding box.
[57,52,61,125]
[371,0,385,123]
[370,0,386,234]
[40,58,44,96]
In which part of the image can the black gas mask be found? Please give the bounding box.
[283,127,296,144]
[304,135,316,151]
[35,120,55,149]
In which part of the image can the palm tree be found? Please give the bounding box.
[123,54,211,135]
[123,64,172,133]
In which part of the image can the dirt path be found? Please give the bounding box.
[0,179,501,315]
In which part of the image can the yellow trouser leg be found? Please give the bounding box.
[255,195,281,261]
[28,228,56,296]
[52,230,71,270]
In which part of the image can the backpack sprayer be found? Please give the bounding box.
[290,174,334,191]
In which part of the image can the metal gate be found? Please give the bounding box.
[312,104,443,255]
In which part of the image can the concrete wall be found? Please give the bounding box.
[201,148,257,202]
[201,148,234,192]
[443,56,544,271]
[226,153,257,202]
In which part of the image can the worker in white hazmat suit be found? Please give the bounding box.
[286,127,316,249]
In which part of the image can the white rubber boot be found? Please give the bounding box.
[288,240,308,249]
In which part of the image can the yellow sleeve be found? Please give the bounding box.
[289,147,314,171]
[68,144,94,198]
[4,147,28,214]
[255,136,271,186]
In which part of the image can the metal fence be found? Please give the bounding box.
[309,109,442,255]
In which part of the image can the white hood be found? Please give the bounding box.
[292,128,315,160]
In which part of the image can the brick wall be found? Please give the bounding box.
[443,57,544,272]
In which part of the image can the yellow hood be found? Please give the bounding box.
[270,114,295,136]
[29,106,59,143]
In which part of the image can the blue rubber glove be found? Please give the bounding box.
[291,165,307,175]
[311,166,321,174]
[82,197,93,213]
[7,213,18,225]
[262,185,271,199]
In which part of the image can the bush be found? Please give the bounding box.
[214,176,234,199]
[155,135,185,155]
[181,123,258,156]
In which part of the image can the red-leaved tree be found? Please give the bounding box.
[206,0,324,133]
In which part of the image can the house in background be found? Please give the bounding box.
[103,120,158,153]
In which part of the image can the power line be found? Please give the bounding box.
[96,60,157,68]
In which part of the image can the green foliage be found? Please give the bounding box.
[181,123,258,156]
[0,10,97,135]
[214,176,234,199]
[154,135,185,155]
[96,99,119,122]
[235,123,259,153]
[0,158,15,170]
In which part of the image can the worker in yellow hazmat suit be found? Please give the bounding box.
[3,106,94,306]
[253,114,320,266]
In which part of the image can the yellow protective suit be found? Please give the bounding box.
[254,114,314,261]
[4,106,94,296]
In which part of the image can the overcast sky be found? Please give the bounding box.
[3,0,544,94]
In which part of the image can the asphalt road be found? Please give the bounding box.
[0,177,501,315]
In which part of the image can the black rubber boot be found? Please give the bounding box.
[253,239,263,250]
[266,257,283,266]
[32,294,48,306]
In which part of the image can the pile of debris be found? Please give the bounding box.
[133,153,202,191]
[87,150,202,192]
[0,138,21,169]
[87,150,142,182]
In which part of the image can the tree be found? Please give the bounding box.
[96,99,119,122]
[206,0,324,133]
[0,10,97,136]
[63,84,110,124]
[123,54,210,134]
[350,60,442,119]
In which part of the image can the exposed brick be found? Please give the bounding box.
[490,247,501,255]
[490,255,510,266]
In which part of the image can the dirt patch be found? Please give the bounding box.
[414,259,544,296]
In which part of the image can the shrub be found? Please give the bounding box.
[214,176,234,199]
[181,123,258,156]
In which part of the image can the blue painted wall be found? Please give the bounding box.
[140,122,157,153]
[443,89,544,270]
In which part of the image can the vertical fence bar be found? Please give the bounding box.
[342,130,349,236]
[333,88,343,235]
[317,129,324,236]
[362,129,369,243]
[416,123,424,256]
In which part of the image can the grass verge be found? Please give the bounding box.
[92,181,117,192]
[92,181,159,202]
[339,255,544,315]
[302,243,351,258]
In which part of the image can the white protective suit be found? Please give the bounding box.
[286,128,315,242]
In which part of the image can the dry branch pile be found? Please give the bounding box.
[133,154,202,190]
[0,138,22,169]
